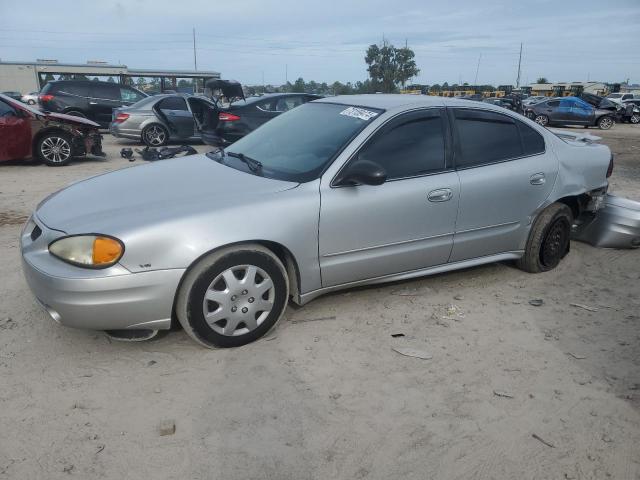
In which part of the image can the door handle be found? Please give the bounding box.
[530,173,546,185]
[89,101,97,105]
[427,188,453,202]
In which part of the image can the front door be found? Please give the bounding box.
[0,100,31,161]
[319,109,460,287]
[449,108,558,261]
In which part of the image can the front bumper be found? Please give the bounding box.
[20,216,185,331]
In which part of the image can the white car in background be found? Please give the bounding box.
[21,91,39,105]
[606,93,636,105]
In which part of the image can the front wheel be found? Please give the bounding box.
[630,114,640,124]
[517,203,572,273]
[36,133,73,166]
[176,245,289,348]
[597,116,614,130]
[534,114,549,126]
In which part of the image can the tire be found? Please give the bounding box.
[517,203,572,273]
[36,132,73,166]
[27,99,36,105]
[176,245,289,348]
[142,124,169,147]
[597,116,613,130]
[630,114,640,124]
[65,110,87,118]
[534,114,549,126]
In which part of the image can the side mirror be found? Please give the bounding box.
[335,159,387,186]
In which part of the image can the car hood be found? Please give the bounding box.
[43,111,101,128]
[36,154,298,233]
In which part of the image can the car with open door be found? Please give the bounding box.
[22,95,614,348]
[0,93,103,166]
[110,93,219,146]
[38,80,148,127]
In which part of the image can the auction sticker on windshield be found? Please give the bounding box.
[339,107,379,121]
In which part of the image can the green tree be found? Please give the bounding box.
[365,40,420,93]
[536,77,549,84]
[292,77,306,93]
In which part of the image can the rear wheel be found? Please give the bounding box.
[597,116,613,130]
[176,245,289,348]
[27,99,36,105]
[534,114,549,126]
[517,203,572,273]
[142,124,169,146]
[36,132,73,166]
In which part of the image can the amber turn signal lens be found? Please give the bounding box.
[92,237,123,265]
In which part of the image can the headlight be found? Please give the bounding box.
[49,235,124,268]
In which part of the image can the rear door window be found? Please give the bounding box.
[546,100,560,108]
[90,83,119,100]
[453,109,523,168]
[59,83,89,97]
[357,109,446,180]
[516,120,545,156]
[157,96,188,111]
[275,96,305,112]
[0,100,15,117]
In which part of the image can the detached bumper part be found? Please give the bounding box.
[573,194,640,249]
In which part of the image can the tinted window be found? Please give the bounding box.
[454,109,523,168]
[0,100,15,117]
[546,100,560,108]
[57,83,89,96]
[157,96,188,111]
[358,112,445,179]
[256,99,277,112]
[120,88,145,103]
[517,121,545,156]
[91,83,119,100]
[275,96,304,112]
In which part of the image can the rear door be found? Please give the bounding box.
[154,96,194,138]
[88,83,121,125]
[0,99,32,161]
[570,98,595,125]
[319,108,460,287]
[449,108,557,261]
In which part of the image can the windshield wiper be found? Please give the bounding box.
[225,151,263,174]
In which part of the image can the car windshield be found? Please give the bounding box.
[224,102,383,182]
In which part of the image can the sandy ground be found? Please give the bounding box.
[0,126,639,480]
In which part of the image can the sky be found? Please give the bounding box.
[1,0,639,87]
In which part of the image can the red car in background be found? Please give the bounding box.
[0,93,103,166]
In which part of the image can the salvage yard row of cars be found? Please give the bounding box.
[19,94,640,349]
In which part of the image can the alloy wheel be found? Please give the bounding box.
[202,265,275,337]
[41,137,71,164]
[599,117,613,129]
[630,114,640,124]
[145,126,166,146]
[534,115,548,126]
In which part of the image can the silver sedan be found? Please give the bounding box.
[22,95,613,348]
[109,93,218,146]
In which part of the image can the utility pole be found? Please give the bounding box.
[474,53,482,85]
[516,42,523,88]
[192,28,197,71]
[285,64,288,84]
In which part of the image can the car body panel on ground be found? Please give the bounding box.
[572,194,640,248]
[21,94,612,341]
[0,93,103,165]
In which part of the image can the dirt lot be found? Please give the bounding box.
[1,126,639,480]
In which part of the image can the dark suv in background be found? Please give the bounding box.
[38,80,148,127]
